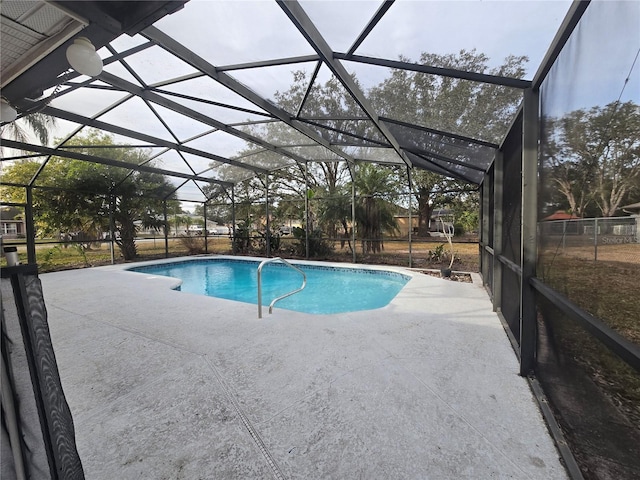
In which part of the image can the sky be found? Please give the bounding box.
[151,0,574,92]
[540,0,640,117]
[7,0,639,203]
[50,0,577,141]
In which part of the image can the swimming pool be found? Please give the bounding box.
[129,258,410,315]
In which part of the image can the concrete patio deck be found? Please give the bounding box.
[41,256,568,479]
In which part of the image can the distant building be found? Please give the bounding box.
[620,202,640,242]
[393,209,454,237]
[0,206,26,239]
[540,210,581,221]
[620,202,640,215]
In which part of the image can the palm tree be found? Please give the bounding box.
[1,112,56,148]
[354,163,400,254]
[316,184,353,252]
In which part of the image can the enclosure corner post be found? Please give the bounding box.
[520,87,539,376]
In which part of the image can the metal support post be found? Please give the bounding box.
[163,200,169,258]
[203,202,209,254]
[480,178,490,284]
[407,166,413,268]
[351,172,356,263]
[520,88,539,376]
[25,187,36,264]
[265,173,271,257]
[594,218,598,262]
[231,187,237,255]
[493,151,504,312]
[109,193,116,264]
[305,162,310,260]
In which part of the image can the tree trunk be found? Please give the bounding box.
[117,218,138,260]
[417,192,433,236]
[361,197,383,254]
[340,219,352,253]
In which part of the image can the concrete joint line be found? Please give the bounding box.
[203,355,286,480]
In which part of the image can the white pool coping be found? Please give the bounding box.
[41,255,568,479]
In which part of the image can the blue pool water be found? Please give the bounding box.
[129,258,410,315]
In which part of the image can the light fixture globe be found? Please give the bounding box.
[1,98,17,123]
[66,37,103,76]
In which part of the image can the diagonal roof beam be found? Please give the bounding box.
[298,118,389,147]
[296,61,322,118]
[41,106,267,174]
[150,87,273,120]
[410,152,479,184]
[346,0,395,57]
[98,71,309,166]
[216,54,319,72]
[334,53,532,89]
[403,147,488,172]
[380,116,500,149]
[0,139,232,187]
[103,45,188,151]
[141,25,356,165]
[277,0,411,169]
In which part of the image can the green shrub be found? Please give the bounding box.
[179,234,205,254]
[453,223,466,236]
[232,222,251,254]
[292,227,333,258]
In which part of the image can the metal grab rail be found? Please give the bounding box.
[257,257,307,318]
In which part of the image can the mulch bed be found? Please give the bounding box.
[415,270,473,282]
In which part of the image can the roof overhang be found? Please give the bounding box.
[2,1,187,109]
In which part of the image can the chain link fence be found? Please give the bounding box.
[539,216,640,264]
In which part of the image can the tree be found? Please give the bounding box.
[543,101,640,217]
[205,71,359,237]
[369,50,528,233]
[541,116,594,217]
[1,129,178,260]
[316,184,353,251]
[354,163,401,253]
[1,112,57,148]
[205,51,527,241]
[411,170,477,236]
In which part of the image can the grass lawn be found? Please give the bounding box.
[539,245,640,344]
[539,245,640,426]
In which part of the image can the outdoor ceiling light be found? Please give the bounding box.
[1,98,17,123]
[66,37,103,77]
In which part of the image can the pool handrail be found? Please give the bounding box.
[257,257,307,318]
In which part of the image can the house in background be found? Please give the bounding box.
[620,202,640,242]
[620,202,640,216]
[394,208,455,238]
[540,210,582,221]
[0,206,26,239]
